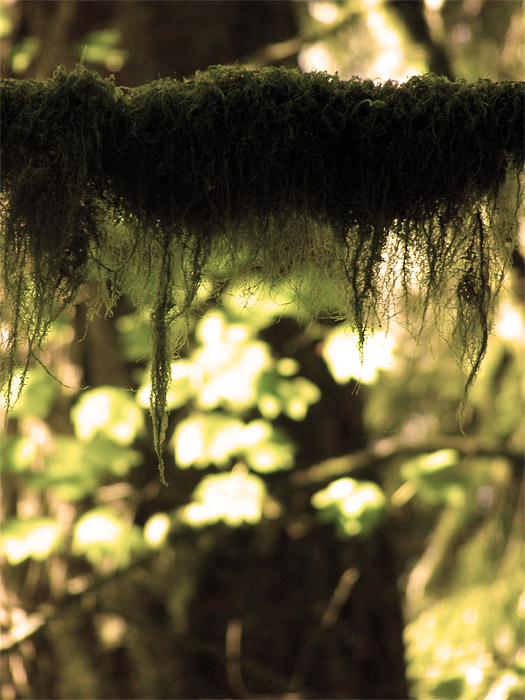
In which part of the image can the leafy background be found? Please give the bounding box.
[1,1,523,698]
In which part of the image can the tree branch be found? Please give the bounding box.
[291,436,524,486]
[238,3,362,68]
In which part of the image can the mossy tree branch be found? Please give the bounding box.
[1,66,523,480]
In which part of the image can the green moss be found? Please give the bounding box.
[1,66,523,480]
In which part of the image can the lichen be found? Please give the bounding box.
[1,66,523,480]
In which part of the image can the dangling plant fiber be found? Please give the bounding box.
[1,66,523,481]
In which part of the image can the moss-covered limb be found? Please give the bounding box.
[2,65,522,263]
[1,66,523,479]
[113,68,523,229]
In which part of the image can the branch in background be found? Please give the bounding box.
[238,3,362,68]
[387,0,454,79]
[291,436,525,486]
[224,569,359,698]
[405,505,467,617]
[290,568,359,691]
[225,619,306,699]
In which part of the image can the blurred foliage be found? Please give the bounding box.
[1,517,63,565]
[72,387,144,445]
[397,449,465,507]
[77,29,128,73]
[2,275,523,698]
[179,469,268,528]
[312,477,387,537]
[72,507,145,569]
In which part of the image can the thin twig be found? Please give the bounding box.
[225,618,251,699]
[290,568,359,690]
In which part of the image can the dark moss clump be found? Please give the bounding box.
[1,66,523,482]
[1,69,120,409]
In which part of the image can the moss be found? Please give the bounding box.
[1,66,523,480]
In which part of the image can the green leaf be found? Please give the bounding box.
[241,419,295,472]
[143,513,171,548]
[281,376,321,420]
[1,434,39,473]
[173,413,294,472]
[27,434,141,501]
[257,369,320,421]
[72,507,144,568]
[71,387,144,445]
[3,368,58,420]
[35,436,94,501]
[174,413,245,468]
[312,478,387,537]
[0,517,62,564]
[77,29,128,71]
[401,450,465,506]
[322,325,396,384]
[179,469,267,528]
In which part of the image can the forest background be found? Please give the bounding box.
[0,1,523,699]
